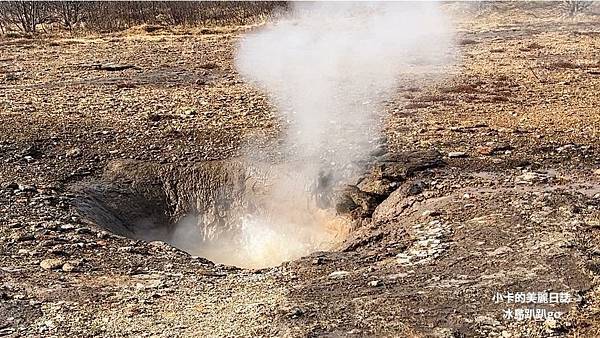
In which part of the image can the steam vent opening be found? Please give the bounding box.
[73,159,357,269]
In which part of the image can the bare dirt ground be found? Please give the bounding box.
[1,3,600,337]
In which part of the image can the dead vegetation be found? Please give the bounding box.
[564,0,594,16]
[0,1,287,34]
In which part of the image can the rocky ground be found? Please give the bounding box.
[1,3,600,337]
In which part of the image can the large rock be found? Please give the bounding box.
[336,150,442,219]
[374,150,443,180]
[335,185,385,218]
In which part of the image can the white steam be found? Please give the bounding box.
[176,3,455,269]
[237,2,454,176]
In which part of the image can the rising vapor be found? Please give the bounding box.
[173,2,456,268]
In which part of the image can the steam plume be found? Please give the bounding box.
[174,3,455,268]
[237,2,454,178]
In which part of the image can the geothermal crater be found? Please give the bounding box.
[73,150,443,268]
[73,159,357,268]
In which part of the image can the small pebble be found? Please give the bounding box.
[40,258,63,270]
[62,262,76,272]
[368,280,382,287]
[328,271,350,279]
[448,151,467,158]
